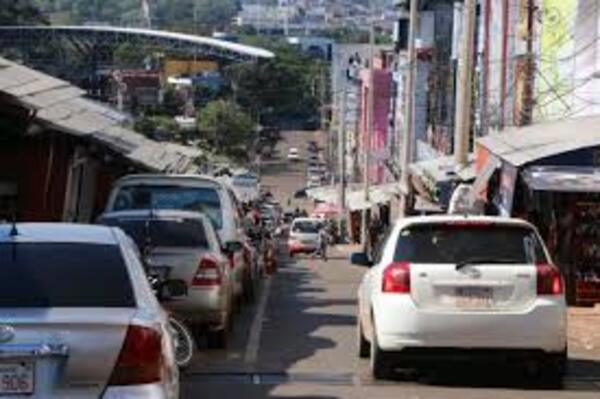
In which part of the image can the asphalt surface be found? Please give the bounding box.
[181,131,600,398]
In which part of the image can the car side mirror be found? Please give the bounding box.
[224,241,244,254]
[160,279,187,300]
[350,252,373,267]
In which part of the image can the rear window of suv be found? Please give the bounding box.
[394,223,548,265]
[102,219,209,249]
[112,185,223,229]
[0,243,135,308]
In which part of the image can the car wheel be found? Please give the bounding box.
[370,328,393,380]
[243,274,255,304]
[207,328,228,349]
[357,318,370,358]
[540,352,567,387]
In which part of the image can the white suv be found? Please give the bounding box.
[104,175,252,301]
[354,216,567,381]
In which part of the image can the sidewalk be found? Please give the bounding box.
[569,306,600,358]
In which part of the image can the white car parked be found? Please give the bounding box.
[104,174,254,302]
[287,147,300,161]
[354,216,567,381]
[0,223,179,398]
[98,210,235,348]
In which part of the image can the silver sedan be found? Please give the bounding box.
[0,223,179,398]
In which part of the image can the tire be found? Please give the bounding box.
[540,353,567,387]
[370,327,393,380]
[207,328,228,349]
[168,317,195,369]
[357,318,370,358]
[243,273,255,304]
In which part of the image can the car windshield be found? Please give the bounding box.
[101,218,209,249]
[394,224,548,265]
[0,243,135,308]
[292,221,321,234]
[112,185,223,229]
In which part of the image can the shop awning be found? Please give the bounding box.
[410,154,477,185]
[477,115,600,167]
[409,154,476,206]
[413,195,445,214]
[522,166,600,193]
[346,183,401,211]
[307,182,401,211]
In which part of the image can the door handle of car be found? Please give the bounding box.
[419,272,428,278]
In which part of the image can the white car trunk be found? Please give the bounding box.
[148,248,207,285]
[410,264,537,312]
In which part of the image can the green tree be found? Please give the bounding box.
[134,115,182,141]
[196,100,254,159]
[113,42,148,68]
[161,87,186,117]
[225,40,325,124]
[0,0,47,25]
[35,0,239,32]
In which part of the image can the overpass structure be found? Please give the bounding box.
[0,25,274,63]
[0,25,275,98]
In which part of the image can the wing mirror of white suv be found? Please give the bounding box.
[350,252,373,267]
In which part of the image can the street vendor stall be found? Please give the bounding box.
[521,167,600,306]
[475,115,600,305]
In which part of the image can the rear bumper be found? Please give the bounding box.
[288,242,318,254]
[165,287,228,326]
[373,295,567,353]
[103,382,176,399]
[378,348,566,365]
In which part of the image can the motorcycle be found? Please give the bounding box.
[147,265,196,369]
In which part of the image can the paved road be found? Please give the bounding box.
[181,130,600,398]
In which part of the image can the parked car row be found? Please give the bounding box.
[305,141,327,188]
[0,173,269,398]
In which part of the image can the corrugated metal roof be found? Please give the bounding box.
[410,154,476,183]
[0,57,202,174]
[522,166,600,193]
[477,115,600,167]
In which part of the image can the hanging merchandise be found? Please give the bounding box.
[573,202,600,306]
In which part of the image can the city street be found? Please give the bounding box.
[181,131,600,399]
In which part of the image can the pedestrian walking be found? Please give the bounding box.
[317,225,329,261]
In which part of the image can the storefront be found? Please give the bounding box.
[476,116,600,305]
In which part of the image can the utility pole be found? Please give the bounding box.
[338,89,348,239]
[521,0,536,126]
[361,10,376,252]
[453,0,477,166]
[319,64,330,177]
[399,0,419,216]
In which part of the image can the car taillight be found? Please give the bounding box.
[108,325,163,386]
[382,262,411,293]
[536,263,563,296]
[192,256,222,286]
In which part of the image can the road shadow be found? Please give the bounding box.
[255,250,356,373]
[369,356,600,392]
[181,240,357,399]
